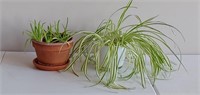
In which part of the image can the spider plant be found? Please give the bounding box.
[66,0,185,89]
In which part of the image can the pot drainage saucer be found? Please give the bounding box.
[33,58,69,71]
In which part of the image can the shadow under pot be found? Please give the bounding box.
[32,39,73,71]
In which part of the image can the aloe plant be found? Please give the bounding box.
[25,19,72,44]
[66,0,185,89]
[26,20,45,42]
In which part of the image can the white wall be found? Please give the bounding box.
[0,0,199,54]
[0,0,2,50]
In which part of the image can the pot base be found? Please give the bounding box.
[33,58,69,71]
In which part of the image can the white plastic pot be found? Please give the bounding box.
[100,46,126,68]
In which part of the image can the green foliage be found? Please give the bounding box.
[25,19,72,44]
[26,20,45,42]
[66,0,185,89]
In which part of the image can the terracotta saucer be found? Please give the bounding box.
[33,58,69,71]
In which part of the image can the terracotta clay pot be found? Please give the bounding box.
[32,39,73,71]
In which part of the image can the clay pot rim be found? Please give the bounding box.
[32,38,73,46]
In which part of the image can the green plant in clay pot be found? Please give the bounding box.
[25,19,73,71]
[66,0,185,89]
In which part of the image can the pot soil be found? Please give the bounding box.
[32,39,73,71]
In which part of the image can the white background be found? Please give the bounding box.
[0,0,199,54]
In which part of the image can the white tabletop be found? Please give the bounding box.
[0,52,199,95]
[153,55,200,95]
[0,52,156,95]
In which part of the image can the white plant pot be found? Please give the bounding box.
[100,46,126,68]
